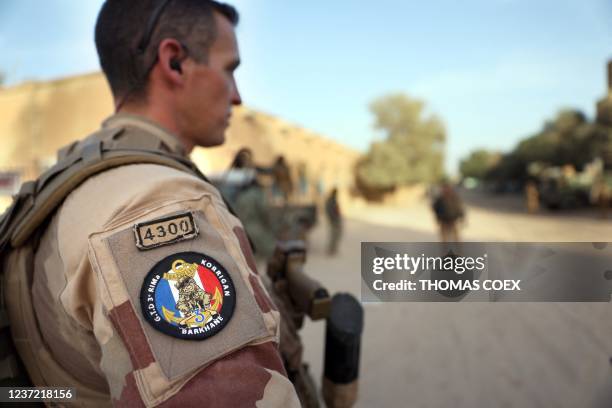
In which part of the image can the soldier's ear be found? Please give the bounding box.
[157,38,187,84]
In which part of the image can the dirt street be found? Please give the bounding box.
[296,190,612,408]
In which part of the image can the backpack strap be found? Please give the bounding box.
[0,120,247,253]
[21,150,203,247]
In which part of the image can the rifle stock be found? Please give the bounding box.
[266,240,363,408]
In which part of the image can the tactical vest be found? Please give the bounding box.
[0,125,216,388]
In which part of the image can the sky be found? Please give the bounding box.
[1,0,611,174]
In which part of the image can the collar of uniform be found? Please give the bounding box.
[102,113,187,157]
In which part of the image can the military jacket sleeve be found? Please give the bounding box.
[52,164,300,407]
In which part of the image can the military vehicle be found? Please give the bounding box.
[533,159,611,210]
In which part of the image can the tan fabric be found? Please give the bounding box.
[101,114,187,157]
[322,377,358,408]
[6,114,299,407]
[257,369,302,408]
[98,209,273,381]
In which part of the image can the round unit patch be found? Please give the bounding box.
[140,251,236,340]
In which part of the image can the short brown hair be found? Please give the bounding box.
[95,0,238,101]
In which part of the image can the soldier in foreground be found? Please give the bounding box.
[0,0,301,406]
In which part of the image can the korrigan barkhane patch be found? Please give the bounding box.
[140,251,236,340]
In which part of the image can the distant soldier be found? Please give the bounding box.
[220,148,277,258]
[222,147,258,204]
[598,182,610,219]
[525,180,540,214]
[272,155,293,204]
[325,188,342,255]
[231,147,254,169]
[432,182,465,242]
[233,173,277,258]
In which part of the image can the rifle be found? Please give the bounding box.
[266,240,364,408]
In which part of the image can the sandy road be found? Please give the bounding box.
[293,191,612,408]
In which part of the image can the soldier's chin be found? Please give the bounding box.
[200,130,226,147]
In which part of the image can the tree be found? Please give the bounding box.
[459,149,501,179]
[356,93,446,192]
[486,108,612,183]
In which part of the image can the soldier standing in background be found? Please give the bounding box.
[432,182,465,242]
[233,170,278,259]
[220,147,258,203]
[231,147,255,169]
[1,1,300,406]
[325,188,342,255]
[525,179,540,214]
[597,180,610,219]
[272,155,294,204]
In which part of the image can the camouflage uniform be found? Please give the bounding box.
[233,183,277,259]
[4,114,300,407]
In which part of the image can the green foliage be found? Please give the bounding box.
[356,93,446,191]
[486,108,612,181]
[459,149,500,179]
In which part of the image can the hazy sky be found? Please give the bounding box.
[1,0,611,173]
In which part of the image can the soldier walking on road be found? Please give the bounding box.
[525,180,540,214]
[598,184,609,219]
[325,188,342,255]
[432,182,465,242]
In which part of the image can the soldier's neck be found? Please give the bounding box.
[118,103,194,154]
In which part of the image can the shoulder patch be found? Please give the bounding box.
[140,251,236,340]
[133,211,198,250]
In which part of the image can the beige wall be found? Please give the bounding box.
[0,73,113,178]
[0,72,359,203]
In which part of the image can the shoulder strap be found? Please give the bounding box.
[0,131,207,252]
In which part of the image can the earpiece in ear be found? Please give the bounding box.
[170,59,183,74]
